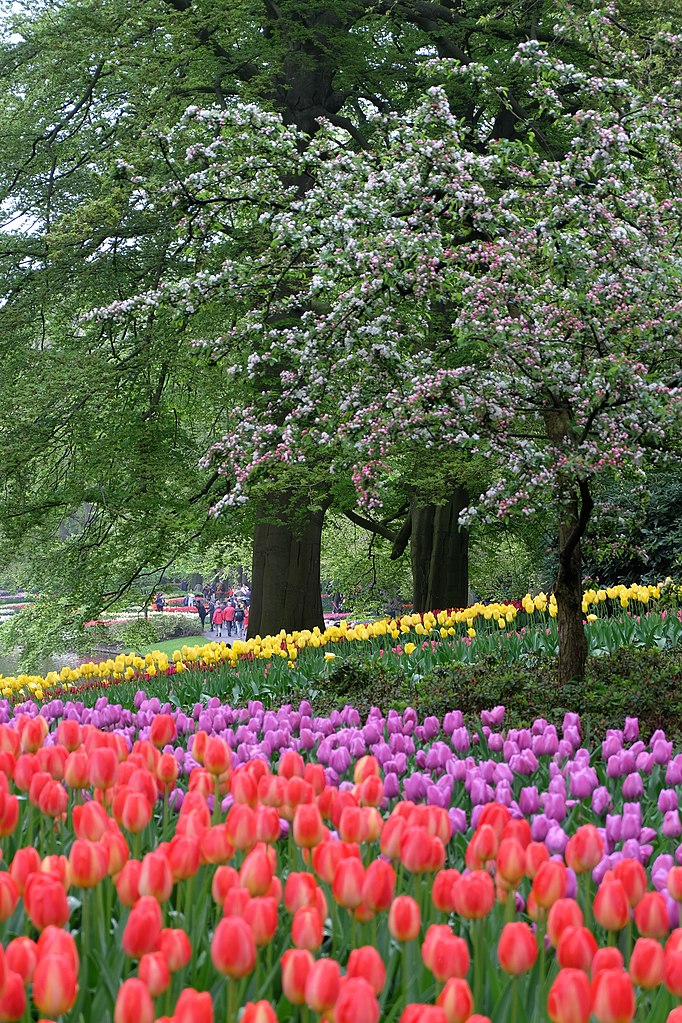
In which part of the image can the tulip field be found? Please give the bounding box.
[1,694,682,1022]
[1,582,680,708]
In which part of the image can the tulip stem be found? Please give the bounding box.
[213,777,221,825]
[581,871,592,932]
[402,941,409,1008]
[226,978,236,1023]
[511,976,520,1023]
[473,920,484,1014]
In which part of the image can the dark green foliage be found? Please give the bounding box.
[290,648,682,743]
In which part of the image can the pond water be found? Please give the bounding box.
[0,648,92,678]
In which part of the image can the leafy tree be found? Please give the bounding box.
[139,11,682,683]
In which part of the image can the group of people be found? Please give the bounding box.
[153,583,251,640]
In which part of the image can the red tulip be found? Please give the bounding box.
[0,970,26,1021]
[591,968,636,1023]
[332,857,365,910]
[0,873,19,921]
[594,881,630,932]
[400,1006,448,1023]
[175,988,214,1023]
[436,977,474,1023]
[201,824,234,864]
[431,869,460,913]
[138,851,173,903]
[211,917,255,978]
[304,958,341,1013]
[122,896,162,959]
[240,847,273,897]
[565,825,604,874]
[635,891,669,939]
[149,714,176,748]
[496,838,526,886]
[88,748,118,789]
[497,921,538,975]
[613,860,647,907]
[225,804,257,851]
[361,859,395,913]
[5,937,37,985]
[525,841,550,879]
[285,872,318,913]
[664,948,682,996]
[338,806,367,844]
[159,928,192,972]
[547,967,592,1023]
[64,751,90,789]
[56,720,82,751]
[24,874,69,931]
[203,737,231,777]
[422,925,469,981]
[335,977,380,1023]
[32,951,77,1016]
[629,937,664,989]
[451,870,495,919]
[116,860,142,908]
[347,946,386,995]
[139,951,171,998]
[114,978,154,1023]
[532,860,568,911]
[69,840,109,889]
[281,948,314,1005]
[592,948,625,975]
[557,927,598,972]
[388,895,421,941]
[545,895,583,946]
[243,896,279,947]
[291,906,323,951]
[9,848,40,895]
[37,926,79,975]
[279,750,305,779]
[293,804,325,848]
[241,1002,277,1023]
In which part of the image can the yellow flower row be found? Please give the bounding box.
[0,580,676,701]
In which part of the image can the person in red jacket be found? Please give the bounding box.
[212,603,224,638]
[223,602,236,637]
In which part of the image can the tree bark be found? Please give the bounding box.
[248,506,327,638]
[410,488,469,612]
[555,497,588,686]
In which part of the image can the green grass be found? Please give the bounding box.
[134,634,208,657]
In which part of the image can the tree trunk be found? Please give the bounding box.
[555,499,588,685]
[248,506,327,638]
[410,489,469,612]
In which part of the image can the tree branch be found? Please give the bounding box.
[343,508,397,542]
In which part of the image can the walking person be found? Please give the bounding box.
[212,602,224,638]
[223,601,235,637]
[196,599,207,632]
[234,603,245,638]
[208,595,216,631]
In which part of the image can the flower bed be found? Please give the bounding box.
[0,699,682,1020]
[0,583,679,705]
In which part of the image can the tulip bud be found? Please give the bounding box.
[591,968,635,1023]
[159,928,192,972]
[451,871,495,920]
[332,858,365,910]
[613,860,647,908]
[240,847,273,897]
[211,917,255,978]
[24,874,69,931]
[547,967,592,1023]
[629,937,664,989]
[138,850,173,903]
[388,895,421,941]
[122,896,162,959]
[594,880,630,933]
[497,922,538,975]
[557,927,598,973]
[293,804,325,849]
[149,714,176,748]
[361,859,395,913]
[664,948,682,996]
[241,1002,277,1023]
[436,977,474,1023]
[5,937,37,985]
[114,977,154,1023]
[525,841,550,879]
[548,899,584,947]
[0,970,26,1021]
[565,825,604,874]
[175,988,214,1023]
[281,948,314,1005]
[335,976,380,1023]
[291,906,323,951]
[116,860,142,908]
[243,896,279,947]
[635,891,669,939]
[0,872,19,921]
[532,860,568,911]
[347,946,386,995]
[593,948,625,975]
[304,958,341,1013]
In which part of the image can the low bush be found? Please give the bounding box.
[81,613,201,653]
[288,647,682,743]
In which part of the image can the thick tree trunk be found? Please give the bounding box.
[555,500,588,685]
[410,489,469,612]
[248,507,327,638]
